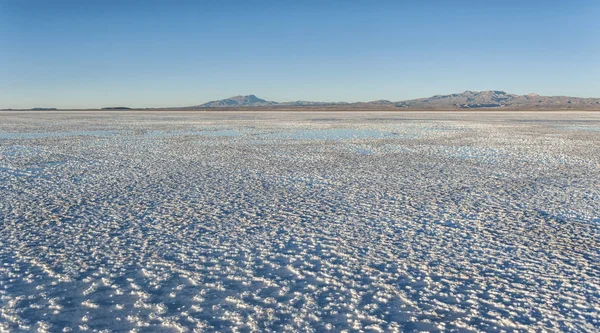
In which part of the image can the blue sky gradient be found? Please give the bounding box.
[1,0,598,108]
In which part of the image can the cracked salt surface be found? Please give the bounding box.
[0,111,599,332]
[0,131,119,139]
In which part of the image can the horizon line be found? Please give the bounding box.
[4,90,600,110]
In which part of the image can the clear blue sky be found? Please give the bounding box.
[1,0,598,108]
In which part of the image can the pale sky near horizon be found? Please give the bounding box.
[1,0,599,109]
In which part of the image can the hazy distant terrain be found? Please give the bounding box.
[395,91,600,109]
[186,91,600,110]
[5,91,600,111]
[0,111,598,332]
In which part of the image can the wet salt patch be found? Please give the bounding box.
[556,125,600,132]
[385,122,470,132]
[355,147,374,155]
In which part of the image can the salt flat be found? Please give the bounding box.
[0,111,599,332]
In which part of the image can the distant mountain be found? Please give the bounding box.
[394,91,600,109]
[366,100,394,105]
[184,91,600,110]
[102,107,131,110]
[190,96,394,108]
[197,95,278,107]
[280,101,349,106]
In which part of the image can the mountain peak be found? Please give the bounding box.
[198,95,278,107]
[460,90,507,96]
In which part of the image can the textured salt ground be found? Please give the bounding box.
[0,111,599,332]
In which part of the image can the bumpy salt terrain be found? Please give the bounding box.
[0,111,599,332]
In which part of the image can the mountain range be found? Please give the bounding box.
[190,91,600,110]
